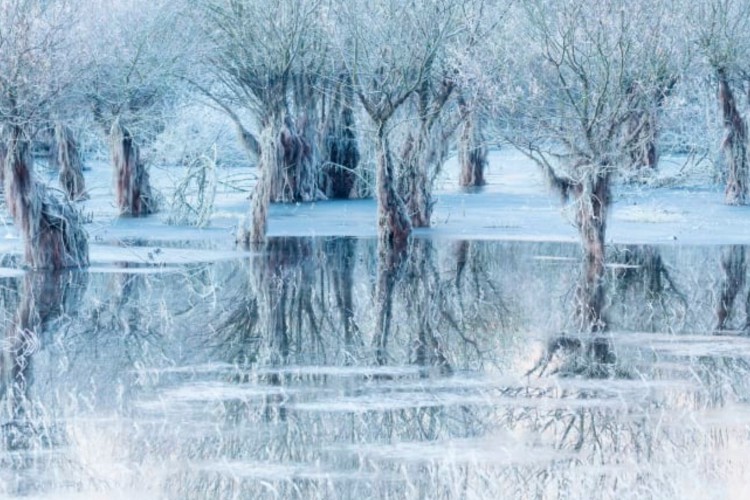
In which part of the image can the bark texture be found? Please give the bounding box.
[110,121,156,216]
[400,79,453,227]
[718,68,749,205]
[54,124,87,201]
[3,128,88,269]
[458,101,487,187]
[573,171,611,333]
[376,126,412,254]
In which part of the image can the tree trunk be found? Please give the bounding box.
[266,116,308,203]
[718,68,749,205]
[239,120,277,246]
[400,81,453,227]
[400,130,436,228]
[573,171,610,333]
[110,121,156,216]
[3,127,88,269]
[625,77,675,173]
[627,108,658,170]
[320,75,360,199]
[376,125,411,253]
[54,124,87,201]
[458,109,488,187]
[292,76,320,203]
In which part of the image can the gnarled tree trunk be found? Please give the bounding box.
[54,123,87,201]
[3,127,88,269]
[573,170,610,333]
[400,80,453,228]
[400,129,440,228]
[718,68,749,205]
[376,125,412,253]
[458,103,487,187]
[239,120,278,246]
[110,121,156,216]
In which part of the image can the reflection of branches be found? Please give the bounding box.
[322,237,361,349]
[529,246,619,379]
[610,245,687,332]
[714,245,747,332]
[0,270,86,457]
[375,244,408,366]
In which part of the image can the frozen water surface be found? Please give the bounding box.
[0,153,749,499]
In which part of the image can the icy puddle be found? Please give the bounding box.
[0,239,749,499]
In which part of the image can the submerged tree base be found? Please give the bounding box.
[4,130,88,270]
[110,121,157,217]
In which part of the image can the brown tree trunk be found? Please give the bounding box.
[458,108,487,187]
[376,125,411,253]
[54,123,87,201]
[718,68,749,205]
[3,127,88,270]
[573,171,610,333]
[110,121,156,216]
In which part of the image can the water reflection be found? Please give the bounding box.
[0,239,748,497]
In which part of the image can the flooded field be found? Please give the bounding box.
[0,238,748,499]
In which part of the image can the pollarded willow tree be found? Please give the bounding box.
[81,0,188,216]
[0,0,88,269]
[452,0,510,188]
[52,123,87,201]
[693,0,750,205]
[330,0,462,251]
[495,0,678,331]
[196,0,327,245]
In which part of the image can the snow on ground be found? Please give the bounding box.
[0,149,745,268]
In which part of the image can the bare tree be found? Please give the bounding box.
[82,0,188,216]
[694,0,750,204]
[0,0,88,269]
[195,0,324,245]
[495,0,677,273]
[331,0,460,250]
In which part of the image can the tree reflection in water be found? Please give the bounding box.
[0,241,747,498]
